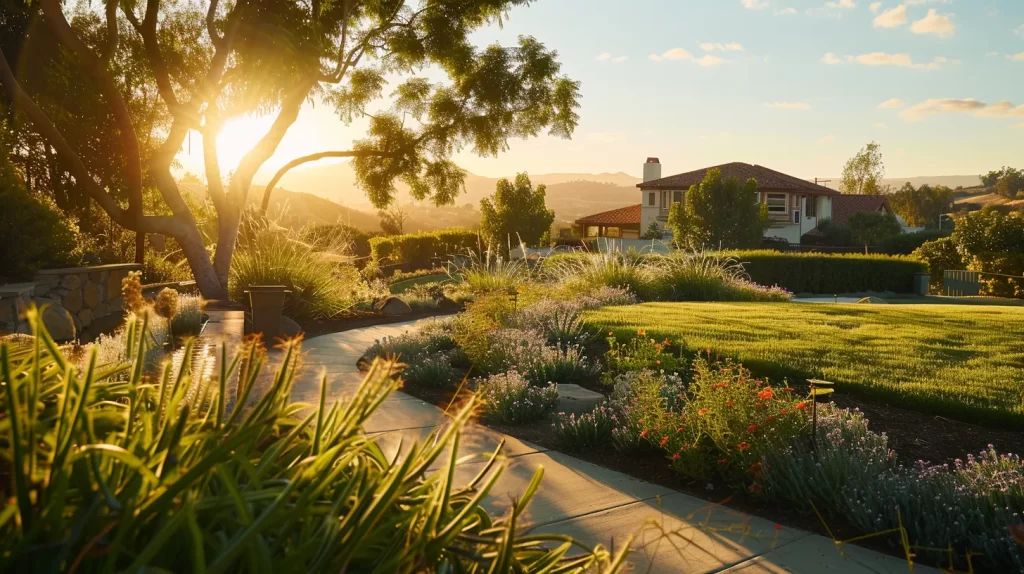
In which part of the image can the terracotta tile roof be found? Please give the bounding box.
[637,162,838,195]
[575,204,641,226]
[829,195,893,226]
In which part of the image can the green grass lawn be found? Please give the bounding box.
[585,302,1024,427]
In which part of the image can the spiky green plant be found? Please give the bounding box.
[0,308,628,573]
[453,247,532,295]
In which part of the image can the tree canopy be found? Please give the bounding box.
[890,183,954,228]
[840,141,886,195]
[981,167,1024,199]
[478,172,555,250]
[847,210,901,249]
[0,0,580,297]
[667,168,767,249]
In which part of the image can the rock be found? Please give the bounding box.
[0,301,12,322]
[33,283,50,297]
[281,315,303,337]
[556,384,606,416]
[32,297,60,307]
[107,271,126,301]
[61,274,81,290]
[377,297,412,316]
[41,305,76,341]
[79,308,93,328]
[90,270,104,282]
[93,301,109,317]
[83,282,101,309]
[63,288,84,313]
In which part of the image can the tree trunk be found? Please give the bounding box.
[178,225,228,300]
[212,203,241,291]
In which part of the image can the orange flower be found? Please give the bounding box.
[748,461,763,476]
[608,331,614,336]
[677,427,685,433]
[712,382,729,390]
[672,453,680,460]
[757,388,774,400]
[783,387,794,392]
[637,329,647,337]
[698,408,709,416]
[639,429,649,438]
[656,360,662,365]
[660,436,669,447]
[737,442,751,451]
[663,338,671,346]
[746,424,758,433]
[725,400,735,407]
[765,415,776,422]
[655,343,663,351]
[779,409,788,415]
[796,401,809,410]
[717,458,729,465]
[748,483,763,494]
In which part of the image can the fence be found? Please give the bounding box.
[942,270,981,296]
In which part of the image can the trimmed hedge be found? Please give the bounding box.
[724,250,927,294]
[369,229,481,270]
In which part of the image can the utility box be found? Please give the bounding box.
[913,273,930,296]
[246,285,290,341]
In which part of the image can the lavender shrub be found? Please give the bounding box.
[476,371,559,425]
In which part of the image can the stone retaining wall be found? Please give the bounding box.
[0,263,139,341]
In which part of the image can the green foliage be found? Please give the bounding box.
[950,209,1024,298]
[586,301,1024,426]
[169,294,205,335]
[846,211,902,248]
[551,406,618,452]
[879,228,951,255]
[301,224,375,260]
[402,353,457,389]
[801,218,856,247]
[456,249,532,295]
[667,168,767,249]
[982,166,1024,198]
[890,183,955,228]
[476,371,559,425]
[641,221,663,240]
[912,237,964,289]
[603,330,684,377]
[369,229,480,270]
[723,250,926,293]
[0,311,622,572]
[0,163,82,281]
[479,173,556,251]
[839,141,885,195]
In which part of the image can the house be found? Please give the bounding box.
[829,194,922,232]
[573,158,845,245]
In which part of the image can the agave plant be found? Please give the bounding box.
[0,308,627,573]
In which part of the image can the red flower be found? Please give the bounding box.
[774,524,783,531]
[640,429,649,438]
[663,338,671,346]
[747,424,758,433]
[737,442,751,451]
[783,387,794,393]
[712,382,729,390]
[698,408,709,417]
[717,458,729,465]
[679,443,689,452]
[672,453,680,460]
[765,416,776,422]
[677,427,685,433]
[796,401,809,410]
[725,400,735,407]
[660,436,669,447]
[779,409,788,415]
[655,344,663,352]
[748,461,763,476]
[757,388,774,400]
[748,483,763,494]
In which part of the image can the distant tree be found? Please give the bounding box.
[379,203,409,236]
[840,142,886,195]
[667,168,767,249]
[981,170,1002,189]
[641,221,662,240]
[180,172,203,185]
[847,211,901,252]
[479,173,555,251]
[981,167,1024,198]
[890,183,954,228]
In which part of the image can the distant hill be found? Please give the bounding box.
[814,175,983,192]
[953,187,1024,212]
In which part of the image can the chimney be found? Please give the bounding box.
[643,157,662,183]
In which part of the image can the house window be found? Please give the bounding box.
[648,192,656,206]
[661,191,671,208]
[673,191,683,204]
[806,196,817,218]
[766,193,787,213]
[605,227,621,238]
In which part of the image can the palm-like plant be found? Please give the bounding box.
[0,308,627,573]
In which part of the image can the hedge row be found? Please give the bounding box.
[723,250,927,294]
[369,229,481,270]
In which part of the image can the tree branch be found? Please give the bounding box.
[101,0,118,63]
[202,117,227,212]
[259,150,398,214]
[207,0,223,47]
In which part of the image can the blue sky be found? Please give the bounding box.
[454,0,1024,179]
[183,0,1024,184]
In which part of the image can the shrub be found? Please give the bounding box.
[607,370,686,454]
[0,170,82,281]
[369,229,480,269]
[880,228,951,255]
[364,322,456,363]
[477,371,559,424]
[603,330,685,377]
[455,248,533,294]
[302,223,374,260]
[652,252,791,302]
[546,252,654,298]
[552,405,619,452]
[514,298,596,347]
[170,294,206,335]
[1,311,622,572]
[723,250,927,294]
[913,237,965,291]
[403,353,457,388]
[470,328,599,386]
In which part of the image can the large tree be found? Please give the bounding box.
[0,0,580,298]
[667,168,767,249]
[890,182,954,228]
[847,210,901,252]
[478,172,554,251]
[839,141,886,195]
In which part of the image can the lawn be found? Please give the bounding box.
[585,302,1024,427]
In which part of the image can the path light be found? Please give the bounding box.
[807,379,835,453]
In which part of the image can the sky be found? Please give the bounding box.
[177,0,1024,183]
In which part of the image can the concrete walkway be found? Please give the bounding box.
[296,319,935,574]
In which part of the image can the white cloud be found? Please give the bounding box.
[869,2,882,14]
[741,0,771,9]
[878,98,906,109]
[905,0,952,4]
[1015,24,1024,37]
[842,51,950,70]
[699,42,745,52]
[764,101,812,110]
[597,53,628,63]
[911,9,956,38]
[819,135,836,144]
[873,5,907,28]
[697,54,726,67]
[650,48,725,66]
[1007,53,1024,62]
[596,53,611,61]
[900,98,1024,121]
[873,122,889,129]
[775,7,797,15]
[825,0,856,8]
[821,52,845,64]
[614,56,628,62]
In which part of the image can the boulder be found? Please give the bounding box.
[556,384,606,416]
[41,305,76,341]
[377,297,412,316]
[106,271,126,301]
[83,281,102,309]
[63,288,84,313]
[281,315,303,337]
[79,308,94,328]
[60,274,81,290]
[33,283,50,297]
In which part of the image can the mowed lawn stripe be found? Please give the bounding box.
[585,302,1024,427]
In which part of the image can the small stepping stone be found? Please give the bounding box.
[557,384,605,416]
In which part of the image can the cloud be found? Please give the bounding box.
[823,51,951,70]
[900,98,1024,121]
[596,53,611,61]
[650,48,725,66]
[699,42,745,52]
[873,122,889,129]
[873,5,907,28]
[911,9,956,38]
[869,2,882,14]
[597,53,628,63]
[825,0,856,8]
[1015,24,1024,37]
[775,7,797,15]
[1007,53,1024,62]
[764,101,812,110]
[878,98,906,109]
[741,0,770,8]
[819,135,835,144]
[821,52,844,64]
[1013,123,1024,130]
